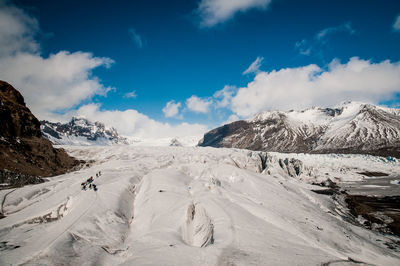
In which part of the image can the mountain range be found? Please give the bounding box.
[41,118,128,146]
[199,102,400,158]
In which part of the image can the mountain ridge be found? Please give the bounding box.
[198,102,400,158]
[41,117,128,146]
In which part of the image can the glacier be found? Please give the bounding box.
[0,145,399,265]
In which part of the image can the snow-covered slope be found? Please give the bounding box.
[0,146,399,265]
[199,102,400,157]
[41,117,128,146]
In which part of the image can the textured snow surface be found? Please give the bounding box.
[0,146,399,265]
[269,152,400,183]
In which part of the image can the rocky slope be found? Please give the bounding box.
[199,102,400,158]
[0,81,79,188]
[41,117,128,146]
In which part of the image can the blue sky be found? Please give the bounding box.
[1,0,400,137]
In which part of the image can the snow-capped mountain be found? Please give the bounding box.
[41,117,128,145]
[199,102,400,157]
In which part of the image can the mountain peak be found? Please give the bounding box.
[200,102,400,158]
[41,117,127,146]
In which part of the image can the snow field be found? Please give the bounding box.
[0,145,399,265]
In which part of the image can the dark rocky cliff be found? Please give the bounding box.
[0,81,79,188]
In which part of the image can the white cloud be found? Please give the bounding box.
[0,51,114,119]
[393,15,400,31]
[162,100,182,118]
[316,22,355,40]
[0,1,39,57]
[124,90,137,98]
[128,28,143,48]
[243,56,264,75]
[186,95,212,113]
[213,85,236,108]
[230,57,400,117]
[0,1,115,119]
[196,0,272,27]
[62,104,207,139]
[295,22,355,56]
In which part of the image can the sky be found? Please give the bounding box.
[1,0,400,138]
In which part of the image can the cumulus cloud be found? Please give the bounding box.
[162,100,182,118]
[393,15,400,31]
[63,104,207,139]
[0,51,114,118]
[124,90,137,98]
[186,95,212,113]
[0,1,114,119]
[230,57,400,117]
[128,28,143,48]
[213,85,236,108]
[243,56,263,75]
[196,0,272,27]
[295,22,355,56]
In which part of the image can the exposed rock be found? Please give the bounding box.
[346,195,400,237]
[278,158,304,177]
[41,117,128,145]
[199,102,400,158]
[169,138,183,147]
[0,81,79,188]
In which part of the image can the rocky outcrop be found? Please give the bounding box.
[199,102,400,158]
[0,81,79,188]
[169,138,183,147]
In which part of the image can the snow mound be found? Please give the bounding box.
[182,203,214,247]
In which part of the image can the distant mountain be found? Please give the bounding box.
[41,117,128,146]
[0,81,79,188]
[198,102,400,158]
[169,138,183,147]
